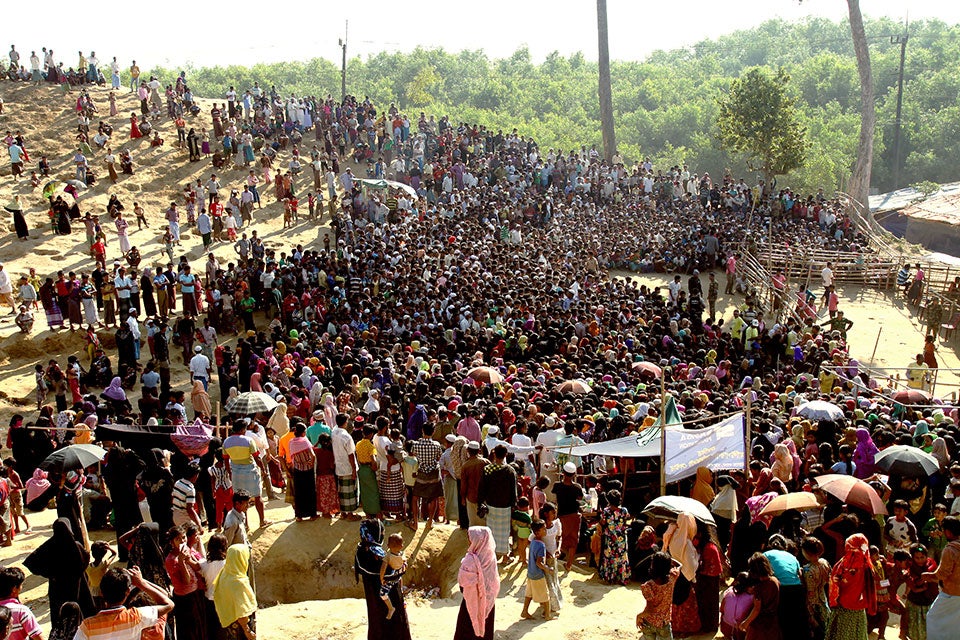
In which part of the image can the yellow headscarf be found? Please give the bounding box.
[214,545,257,627]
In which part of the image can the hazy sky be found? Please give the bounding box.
[11,0,957,69]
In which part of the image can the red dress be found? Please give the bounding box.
[130,117,142,139]
[315,447,339,515]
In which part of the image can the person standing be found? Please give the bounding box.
[553,461,584,570]
[212,545,257,640]
[288,423,317,521]
[460,442,488,526]
[410,424,442,529]
[477,445,517,560]
[222,422,268,528]
[332,414,360,520]
[354,520,412,640]
[454,527,499,640]
[824,534,876,640]
[707,272,719,320]
[923,516,960,639]
[725,253,737,295]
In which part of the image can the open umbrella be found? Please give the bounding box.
[225,391,279,415]
[874,445,940,478]
[813,474,887,515]
[65,179,86,191]
[40,444,107,472]
[796,400,844,421]
[556,379,591,394]
[4,198,23,213]
[42,181,62,199]
[892,389,931,405]
[632,361,663,378]
[758,492,821,517]
[466,366,503,385]
[642,495,716,526]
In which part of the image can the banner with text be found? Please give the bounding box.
[664,413,745,483]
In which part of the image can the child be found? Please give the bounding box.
[521,519,553,621]
[308,192,316,220]
[904,544,938,640]
[636,551,680,640]
[283,198,292,228]
[923,503,948,561]
[801,537,831,640]
[532,475,549,520]
[289,196,299,223]
[210,450,233,530]
[134,202,147,229]
[720,572,753,640]
[540,502,563,612]
[512,496,533,565]
[86,541,116,604]
[2,459,29,534]
[884,499,918,554]
[380,532,406,619]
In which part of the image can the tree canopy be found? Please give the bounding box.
[716,67,807,184]
[150,16,960,196]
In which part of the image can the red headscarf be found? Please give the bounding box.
[829,533,877,614]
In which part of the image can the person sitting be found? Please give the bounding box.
[126,246,142,269]
[150,132,164,147]
[139,118,153,136]
[120,150,134,175]
[14,305,34,333]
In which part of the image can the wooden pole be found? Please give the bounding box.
[659,372,667,497]
[216,402,222,439]
[744,394,752,474]
[870,326,883,367]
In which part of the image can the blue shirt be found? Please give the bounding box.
[764,549,802,586]
[527,538,546,580]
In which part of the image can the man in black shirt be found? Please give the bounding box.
[553,461,584,570]
[478,445,517,560]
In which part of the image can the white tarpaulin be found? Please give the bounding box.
[559,412,746,483]
[664,413,746,483]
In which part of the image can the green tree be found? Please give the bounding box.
[716,67,807,185]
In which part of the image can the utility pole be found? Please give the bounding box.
[891,21,909,189]
[339,20,348,102]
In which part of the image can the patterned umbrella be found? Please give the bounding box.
[813,474,887,515]
[466,366,503,384]
[556,379,591,394]
[225,391,278,415]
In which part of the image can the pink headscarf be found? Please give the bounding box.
[25,468,51,504]
[458,526,500,637]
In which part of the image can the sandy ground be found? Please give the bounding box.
[0,81,937,639]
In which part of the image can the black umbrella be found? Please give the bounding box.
[874,445,940,478]
[40,444,107,472]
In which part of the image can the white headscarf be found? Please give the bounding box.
[663,512,700,582]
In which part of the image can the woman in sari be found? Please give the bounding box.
[288,422,317,521]
[825,533,876,640]
[213,545,257,640]
[454,527,499,640]
[354,519,411,640]
[39,277,64,330]
[130,113,142,139]
[315,433,339,518]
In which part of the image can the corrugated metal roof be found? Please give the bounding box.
[901,192,960,227]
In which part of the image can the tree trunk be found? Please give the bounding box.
[846,0,882,234]
[597,0,617,164]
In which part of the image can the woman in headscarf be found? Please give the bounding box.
[265,402,289,437]
[101,376,128,412]
[288,422,317,521]
[24,518,95,626]
[121,522,170,590]
[454,526,499,640]
[405,404,427,440]
[354,519,412,640]
[191,380,212,419]
[25,468,54,511]
[363,389,381,416]
[323,394,338,429]
[852,427,880,480]
[690,466,715,506]
[771,444,794,487]
[663,512,701,635]
[138,449,175,533]
[912,420,930,448]
[630,525,660,583]
[213,545,257,640]
[710,474,740,553]
[824,533,876,640]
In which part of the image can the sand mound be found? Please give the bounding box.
[2,330,88,361]
[252,519,469,606]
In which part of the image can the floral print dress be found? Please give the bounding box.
[598,505,631,584]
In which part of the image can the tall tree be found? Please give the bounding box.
[845,0,880,232]
[597,0,617,163]
[716,67,807,186]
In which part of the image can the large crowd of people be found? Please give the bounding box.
[1,43,959,640]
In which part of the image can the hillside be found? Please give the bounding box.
[0,81,329,425]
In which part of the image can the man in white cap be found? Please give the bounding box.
[189,344,211,390]
[483,425,538,459]
[554,461,585,570]
[438,433,459,523]
[459,441,488,526]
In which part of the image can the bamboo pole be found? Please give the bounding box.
[870,326,883,367]
[744,394,752,474]
[659,372,667,497]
